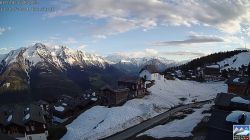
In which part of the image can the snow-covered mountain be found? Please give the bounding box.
[105,54,176,66]
[0,43,123,103]
[105,54,179,74]
[217,51,250,70]
[0,43,107,70]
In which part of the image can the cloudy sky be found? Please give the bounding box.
[0,0,250,61]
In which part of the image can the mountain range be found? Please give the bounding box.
[105,54,181,75]
[0,43,178,103]
[0,43,123,103]
[1,43,248,103]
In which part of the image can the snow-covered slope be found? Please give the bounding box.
[61,78,227,140]
[218,51,250,70]
[0,43,107,70]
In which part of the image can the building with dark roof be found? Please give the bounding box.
[100,85,129,106]
[0,104,48,140]
[202,64,223,81]
[215,93,250,112]
[206,92,250,140]
[227,76,250,97]
[118,76,146,98]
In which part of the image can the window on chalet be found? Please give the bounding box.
[26,126,30,131]
[31,125,35,131]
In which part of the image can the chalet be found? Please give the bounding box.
[203,64,222,81]
[56,94,73,102]
[139,65,164,81]
[84,89,98,102]
[206,92,250,140]
[34,100,52,125]
[117,76,146,98]
[214,93,250,111]
[52,94,93,124]
[52,99,75,124]
[74,96,91,109]
[227,77,250,97]
[35,100,50,112]
[100,85,129,106]
[0,104,48,140]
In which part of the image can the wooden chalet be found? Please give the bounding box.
[203,64,222,81]
[227,76,250,97]
[52,100,75,124]
[117,76,146,98]
[34,100,52,125]
[215,93,250,111]
[207,92,250,140]
[52,94,91,124]
[100,85,129,106]
[0,104,48,140]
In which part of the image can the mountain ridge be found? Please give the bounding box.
[0,43,123,103]
[105,54,182,75]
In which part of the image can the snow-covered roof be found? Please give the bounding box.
[227,77,249,85]
[233,78,240,82]
[54,106,65,112]
[231,97,250,105]
[24,114,30,120]
[206,64,220,68]
[91,98,97,101]
[226,111,250,124]
[7,115,12,122]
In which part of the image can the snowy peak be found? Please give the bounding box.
[0,43,107,69]
[104,54,179,74]
[105,54,176,67]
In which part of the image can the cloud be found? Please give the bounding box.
[50,0,250,36]
[92,17,138,36]
[112,48,205,61]
[94,35,107,39]
[77,44,87,51]
[0,47,14,54]
[145,48,158,55]
[0,27,11,35]
[161,51,205,57]
[63,37,78,44]
[151,35,224,46]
